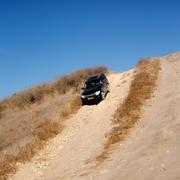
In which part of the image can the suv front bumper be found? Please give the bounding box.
[81,93,102,104]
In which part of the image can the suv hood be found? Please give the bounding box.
[82,85,101,96]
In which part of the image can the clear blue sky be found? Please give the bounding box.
[0,0,179,99]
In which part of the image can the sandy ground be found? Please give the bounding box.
[9,53,180,180]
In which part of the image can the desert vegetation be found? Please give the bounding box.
[96,58,161,163]
[0,66,107,110]
[0,66,108,180]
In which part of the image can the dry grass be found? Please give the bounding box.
[96,58,161,163]
[0,143,41,180]
[34,121,63,142]
[52,66,108,94]
[0,66,107,110]
[0,66,104,180]
[0,160,16,180]
[59,96,82,119]
[0,95,82,180]
[0,122,61,179]
[0,102,4,119]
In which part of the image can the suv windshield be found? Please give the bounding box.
[85,79,100,89]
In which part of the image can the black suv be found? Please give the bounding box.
[81,73,109,105]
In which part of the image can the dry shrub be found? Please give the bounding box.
[0,124,59,179]
[68,95,82,113]
[0,102,4,119]
[16,143,38,163]
[0,121,62,179]
[1,84,52,110]
[96,58,160,163]
[0,141,39,179]
[60,96,82,120]
[52,66,108,94]
[35,121,63,141]
[0,95,82,179]
[0,144,39,180]
[0,102,4,112]
[1,66,107,110]
[0,160,16,180]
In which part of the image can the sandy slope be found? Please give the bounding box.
[77,53,180,180]
[10,70,134,180]
[10,53,180,180]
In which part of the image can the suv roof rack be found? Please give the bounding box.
[88,73,104,80]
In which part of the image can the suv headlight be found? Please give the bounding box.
[95,91,100,96]
[81,95,85,98]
